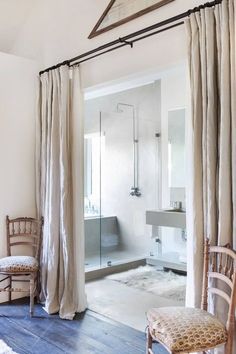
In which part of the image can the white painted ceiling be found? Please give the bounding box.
[0,0,36,52]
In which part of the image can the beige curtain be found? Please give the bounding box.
[36,65,87,319]
[185,0,235,351]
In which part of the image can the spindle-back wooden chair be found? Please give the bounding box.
[0,216,43,316]
[146,239,236,354]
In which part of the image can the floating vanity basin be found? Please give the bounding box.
[146,210,186,228]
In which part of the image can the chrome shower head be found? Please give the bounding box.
[116,103,124,113]
[116,102,135,113]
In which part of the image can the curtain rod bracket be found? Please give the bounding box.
[119,38,134,48]
[62,60,70,66]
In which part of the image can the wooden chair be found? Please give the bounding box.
[0,216,43,316]
[146,239,236,354]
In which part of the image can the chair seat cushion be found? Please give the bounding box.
[147,307,227,353]
[0,256,38,273]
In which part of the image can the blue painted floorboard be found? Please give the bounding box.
[0,299,167,354]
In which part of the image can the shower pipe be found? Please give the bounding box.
[117,103,141,197]
[39,0,222,75]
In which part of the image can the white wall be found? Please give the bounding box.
[0,0,34,53]
[0,52,39,301]
[10,0,207,89]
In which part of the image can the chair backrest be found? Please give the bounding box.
[6,216,43,260]
[201,239,236,341]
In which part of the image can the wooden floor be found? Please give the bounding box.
[0,299,167,354]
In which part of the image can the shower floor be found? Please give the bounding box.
[85,250,147,271]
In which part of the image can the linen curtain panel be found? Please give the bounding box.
[185,0,235,350]
[36,65,86,319]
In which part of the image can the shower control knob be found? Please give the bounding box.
[130,187,141,197]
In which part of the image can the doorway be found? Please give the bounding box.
[84,64,189,332]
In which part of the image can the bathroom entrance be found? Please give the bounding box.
[84,81,161,272]
[84,65,188,331]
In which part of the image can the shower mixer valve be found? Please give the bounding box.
[130,187,141,197]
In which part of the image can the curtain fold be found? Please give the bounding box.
[185,0,235,351]
[36,65,86,319]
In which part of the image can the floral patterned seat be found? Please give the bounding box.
[147,307,227,353]
[0,256,38,273]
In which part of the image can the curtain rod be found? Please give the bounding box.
[39,0,222,75]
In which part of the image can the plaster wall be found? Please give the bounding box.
[0,52,39,301]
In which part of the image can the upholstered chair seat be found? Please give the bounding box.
[146,241,236,354]
[147,307,227,353]
[0,256,38,273]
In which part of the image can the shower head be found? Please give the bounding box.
[116,103,124,113]
[116,102,134,113]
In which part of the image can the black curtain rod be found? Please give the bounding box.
[76,21,184,65]
[39,0,222,75]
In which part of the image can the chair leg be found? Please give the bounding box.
[8,276,12,303]
[146,326,154,354]
[29,274,35,317]
[36,271,40,303]
[225,340,232,354]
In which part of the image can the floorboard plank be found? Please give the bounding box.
[0,299,168,354]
